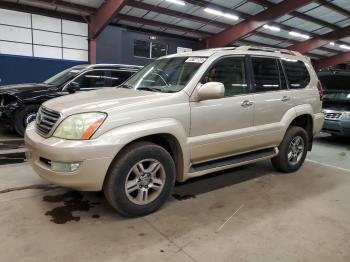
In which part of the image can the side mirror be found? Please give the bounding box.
[67,82,80,93]
[197,82,225,101]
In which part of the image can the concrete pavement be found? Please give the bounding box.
[0,160,349,262]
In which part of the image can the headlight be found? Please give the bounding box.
[53,112,107,140]
[342,112,350,120]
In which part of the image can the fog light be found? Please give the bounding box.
[51,161,80,172]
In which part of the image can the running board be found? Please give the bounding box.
[187,147,278,179]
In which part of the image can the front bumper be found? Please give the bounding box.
[25,123,119,191]
[322,119,350,137]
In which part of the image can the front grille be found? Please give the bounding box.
[35,106,60,136]
[324,112,342,120]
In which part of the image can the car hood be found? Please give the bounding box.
[0,83,56,96]
[43,88,171,115]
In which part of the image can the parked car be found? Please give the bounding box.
[318,70,350,137]
[25,46,324,217]
[0,64,142,136]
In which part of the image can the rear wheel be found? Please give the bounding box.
[103,142,176,217]
[14,105,40,137]
[271,126,308,173]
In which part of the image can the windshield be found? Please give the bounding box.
[122,57,205,93]
[44,67,83,85]
[324,91,350,105]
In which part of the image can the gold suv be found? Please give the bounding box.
[25,46,324,217]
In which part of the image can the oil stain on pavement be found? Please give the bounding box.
[43,191,101,224]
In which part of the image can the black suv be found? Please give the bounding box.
[0,64,142,136]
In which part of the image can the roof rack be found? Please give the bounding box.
[236,45,299,56]
[207,47,237,51]
[88,63,143,68]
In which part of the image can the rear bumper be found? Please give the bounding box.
[322,119,350,137]
[25,123,119,191]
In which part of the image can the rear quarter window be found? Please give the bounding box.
[282,59,310,89]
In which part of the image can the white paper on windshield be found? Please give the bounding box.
[185,57,207,63]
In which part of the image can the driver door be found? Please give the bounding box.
[189,56,255,163]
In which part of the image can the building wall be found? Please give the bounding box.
[0,8,88,85]
[0,54,84,85]
[0,8,200,85]
[0,9,88,61]
[97,25,200,65]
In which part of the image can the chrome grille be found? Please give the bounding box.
[324,112,342,120]
[35,106,60,136]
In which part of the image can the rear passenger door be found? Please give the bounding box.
[250,56,295,148]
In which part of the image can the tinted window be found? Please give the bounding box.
[278,60,288,89]
[74,71,106,89]
[252,57,281,92]
[202,57,248,97]
[134,40,150,58]
[108,71,133,86]
[282,59,310,89]
[151,42,167,59]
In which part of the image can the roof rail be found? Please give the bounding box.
[236,45,299,56]
[207,47,237,51]
[88,63,143,68]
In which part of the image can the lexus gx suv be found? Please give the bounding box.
[25,46,324,217]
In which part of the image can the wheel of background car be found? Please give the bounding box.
[103,141,176,217]
[271,126,308,173]
[14,105,40,137]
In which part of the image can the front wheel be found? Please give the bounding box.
[14,105,40,137]
[271,126,308,173]
[103,142,176,217]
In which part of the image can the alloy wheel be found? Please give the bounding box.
[125,159,166,205]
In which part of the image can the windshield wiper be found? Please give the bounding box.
[137,87,164,92]
[119,84,133,89]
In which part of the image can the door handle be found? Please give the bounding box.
[281,96,291,102]
[241,100,254,108]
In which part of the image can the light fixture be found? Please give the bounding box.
[289,31,310,39]
[329,42,335,46]
[340,44,350,50]
[166,0,185,5]
[204,8,239,20]
[263,24,281,32]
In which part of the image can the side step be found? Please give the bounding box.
[188,147,278,177]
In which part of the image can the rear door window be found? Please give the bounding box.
[282,59,310,89]
[74,70,107,89]
[107,70,134,86]
[251,57,282,92]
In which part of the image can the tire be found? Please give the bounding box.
[271,126,308,173]
[103,142,176,217]
[14,105,40,137]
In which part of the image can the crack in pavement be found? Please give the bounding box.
[0,184,61,194]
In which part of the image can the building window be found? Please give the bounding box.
[134,40,150,58]
[134,40,167,59]
[151,42,167,59]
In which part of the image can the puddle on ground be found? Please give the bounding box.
[43,191,101,224]
[0,152,26,165]
[172,194,196,201]
[0,140,24,150]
